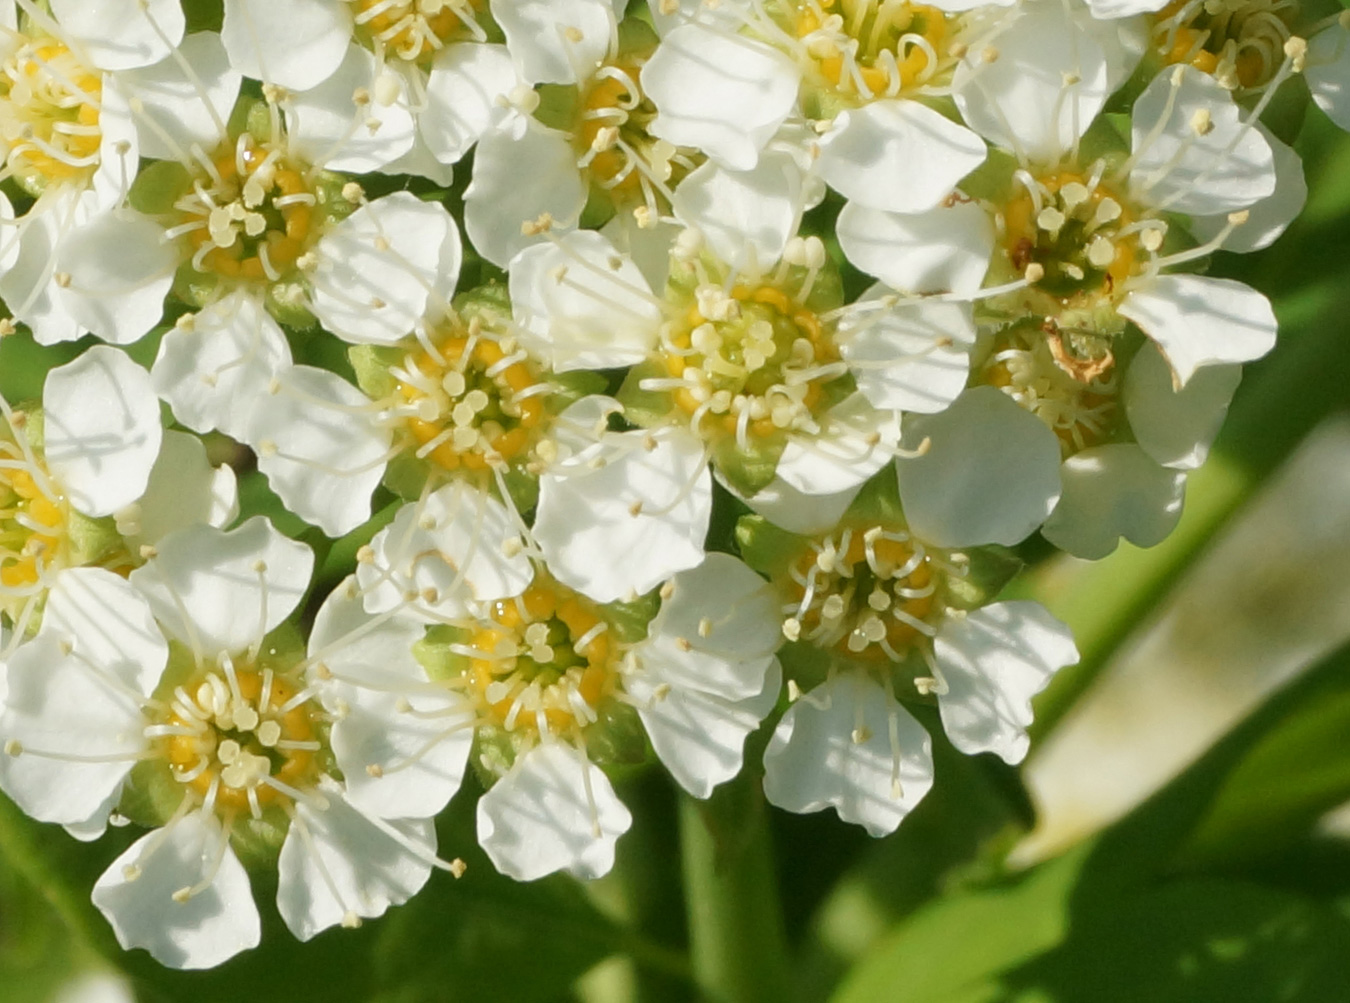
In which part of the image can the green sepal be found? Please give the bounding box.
[944,545,1025,611]
[603,587,661,644]
[129,160,192,216]
[583,700,650,767]
[454,279,512,320]
[954,146,1020,204]
[615,360,673,430]
[735,514,810,579]
[349,342,401,401]
[841,465,906,528]
[713,435,787,497]
[414,624,473,684]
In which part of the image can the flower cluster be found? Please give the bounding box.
[0,0,1333,969]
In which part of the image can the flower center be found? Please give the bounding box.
[0,440,68,595]
[655,283,843,446]
[1152,0,1296,90]
[350,0,482,64]
[782,0,954,106]
[394,320,550,474]
[977,323,1118,457]
[462,579,617,739]
[0,36,102,192]
[781,524,941,663]
[1001,170,1160,307]
[171,135,319,283]
[160,663,322,816]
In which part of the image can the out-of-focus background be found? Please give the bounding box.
[5,29,1350,1003]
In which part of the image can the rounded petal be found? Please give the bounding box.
[762,673,933,837]
[286,44,416,171]
[129,518,314,656]
[1308,25,1350,132]
[1124,341,1241,470]
[838,199,993,295]
[1040,443,1186,559]
[247,366,391,537]
[151,290,292,439]
[311,581,471,819]
[45,566,169,698]
[509,230,662,371]
[637,553,781,702]
[421,42,521,163]
[1130,65,1274,215]
[43,345,162,518]
[953,7,1109,161]
[671,154,803,271]
[277,794,435,939]
[495,0,614,84]
[935,601,1078,764]
[310,192,451,345]
[221,0,350,91]
[0,197,83,346]
[1188,122,1305,253]
[896,387,1062,547]
[0,631,148,827]
[51,0,184,70]
[1118,274,1276,388]
[127,430,239,551]
[118,31,240,161]
[838,293,975,413]
[534,427,711,603]
[357,481,534,620]
[477,743,632,881]
[733,476,861,535]
[818,101,986,214]
[775,394,900,496]
[92,813,259,969]
[641,24,800,172]
[633,659,782,799]
[464,121,586,267]
[52,211,177,345]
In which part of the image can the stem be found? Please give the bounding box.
[679,774,793,1003]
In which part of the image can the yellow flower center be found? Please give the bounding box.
[162,664,322,817]
[1152,0,1296,90]
[462,579,618,740]
[0,37,102,190]
[172,135,318,283]
[0,449,68,593]
[781,524,941,664]
[350,0,482,64]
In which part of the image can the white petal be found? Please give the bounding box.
[43,345,162,517]
[953,7,1109,161]
[51,0,184,70]
[495,0,614,84]
[1086,0,1169,15]
[45,567,169,698]
[1118,274,1276,387]
[310,581,471,820]
[839,291,975,413]
[642,24,800,172]
[1188,122,1305,253]
[247,366,391,537]
[534,427,711,603]
[0,197,83,346]
[733,476,861,535]
[152,290,292,440]
[128,430,239,550]
[0,192,16,270]
[0,631,147,827]
[1040,443,1186,559]
[90,80,142,212]
[637,553,781,702]
[818,101,986,213]
[896,387,1062,547]
[287,45,416,172]
[1130,65,1274,215]
[1308,25,1350,132]
[277,794,435,940]
[762,673,933,837]
[464,121,586,267]
[935,601,1078,764]
[357,481,534,621]
[129,518,313,656]
[1124,341,1241,470]
[52,211,177,345]
[477,743,632,881]
[221,0,350,91]
[509,230,662,371]
[118,32,239,161]
[837,199,993,295]
[421,43,521,163]
[670,154,803,271]
[634,659,781,799]
[311,192,450,345]
[775,394,900,496]
[92,813,259,969]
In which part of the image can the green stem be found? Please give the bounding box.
[679,775,793,1003]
